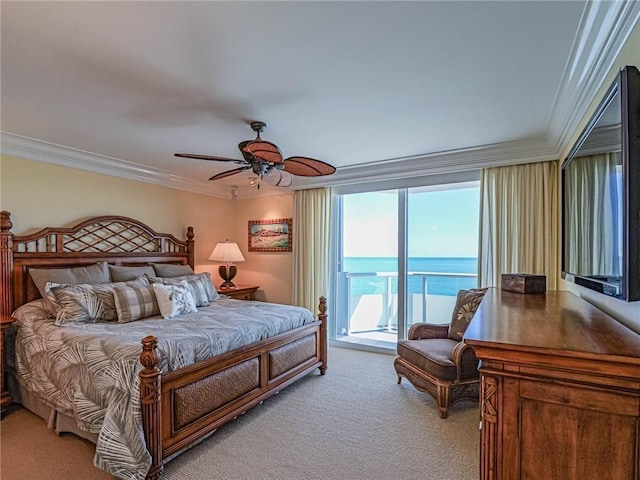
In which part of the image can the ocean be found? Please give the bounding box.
[343,257,478,296]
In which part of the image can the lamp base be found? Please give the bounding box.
[218,265,238,289]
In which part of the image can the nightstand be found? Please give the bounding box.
[1,314,15,414]
[217,285,259,300]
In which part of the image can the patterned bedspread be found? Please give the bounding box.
[11,298,316,480]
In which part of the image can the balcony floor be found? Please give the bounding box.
[336,330,398,350]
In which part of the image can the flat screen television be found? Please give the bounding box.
[562,65,640,301]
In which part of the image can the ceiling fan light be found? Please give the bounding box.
[264,169,293,187]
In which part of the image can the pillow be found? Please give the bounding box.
[11,299,51,324]
[29,262,111,315]
[109,265,155,282]
[112,283,160,323]
[172,272,219,302]
[44,277,149,326]
[152,281,197,319]
[149,263,195,278]
[146,274,211,307]
[146,272,219,304]
[448,288,487,341]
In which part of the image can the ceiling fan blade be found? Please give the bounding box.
[175,153,244,163]
[237,140,255,162]
[208,166,251,181]
[263,169,293,187]
[284,157,336,177]
[243,140,284,164]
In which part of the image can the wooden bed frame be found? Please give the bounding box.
[0,211,328,479]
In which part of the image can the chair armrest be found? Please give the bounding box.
[408,323,449,340]
[452,342,480,381]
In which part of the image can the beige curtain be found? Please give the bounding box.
[292,187,332,312]
[564,153,620,276]
[478,160,559,290]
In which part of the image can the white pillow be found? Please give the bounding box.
[152,281,197,319]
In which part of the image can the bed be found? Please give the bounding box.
[0,211,328,480]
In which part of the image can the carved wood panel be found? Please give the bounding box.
[480,374,499,480]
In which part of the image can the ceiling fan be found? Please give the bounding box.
[175,121,336,189]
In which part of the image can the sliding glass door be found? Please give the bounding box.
[405,184,480,338]
[335,191,399,348]
[333,182,479,351]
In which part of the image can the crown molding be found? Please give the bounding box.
[0,131,293,200]
[1,129,557,195]
[292,137,558,190]
[0,131,233,198]
[548,0,640,155]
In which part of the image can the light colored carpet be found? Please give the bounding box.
[1,346,479,480]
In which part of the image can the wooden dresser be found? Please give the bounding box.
[464,288,640,480]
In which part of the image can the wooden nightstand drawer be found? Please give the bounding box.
[217,285,259,301]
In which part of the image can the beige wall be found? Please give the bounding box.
[224,193,295,305]
[557,22,640,333]
[0,155,294,303]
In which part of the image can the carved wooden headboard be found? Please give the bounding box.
[0,211,194,315]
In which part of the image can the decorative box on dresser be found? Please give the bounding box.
[217,285,259,300]
[464,288,640,480]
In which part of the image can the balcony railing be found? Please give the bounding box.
[337,271,478,338]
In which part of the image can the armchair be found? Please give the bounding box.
[394,288,486,418]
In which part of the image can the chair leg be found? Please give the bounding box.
[436,384,450,419]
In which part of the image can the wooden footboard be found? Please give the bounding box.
[139,297,328,479]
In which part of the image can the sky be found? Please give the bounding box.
[343,183,480,258]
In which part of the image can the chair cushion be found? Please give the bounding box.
[448,288,486,341]
[397,338,459,382]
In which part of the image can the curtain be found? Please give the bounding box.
[292,187,332,313]
[478,160,559,290]
[564,153,620,276]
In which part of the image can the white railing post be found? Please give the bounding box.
[422,275,428,323]
[346,273,352,335]
[385,275,392,331]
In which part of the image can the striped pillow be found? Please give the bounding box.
[44,277,149,326]
[172,272,219,302]
[146,273,218,306]
[113,283,160,323]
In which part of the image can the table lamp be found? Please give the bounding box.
[208,240,245,289]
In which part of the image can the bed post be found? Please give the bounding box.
[186,226,195,270]
[318,296,328,375]
[0,211,13,316]
[140,336,163,480]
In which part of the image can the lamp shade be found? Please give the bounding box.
[208,242,245,264]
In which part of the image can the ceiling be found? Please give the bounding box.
[2,1,639,199]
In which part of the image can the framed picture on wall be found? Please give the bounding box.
[248,218,293,252]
